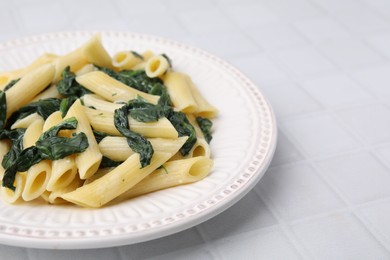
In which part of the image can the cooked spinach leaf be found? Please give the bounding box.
[7,98,62,127]
[99,67,170,95]
[0,128,26,170]
[127,97,166,122]
[116,97,196,157]
[114,105,153,168]
[2,146,41,190]
[3,78,20,91]
[161,54,172,68]
[57,66,91,97]
[1,117,89,190]
[196,117,213,143]
[131,51,144,60]
[60,96,78,117]
[0,91,6,129]
[167,111,197,156]
[100,156,121,168]
[36,117,88,160]
[93,130,109,143]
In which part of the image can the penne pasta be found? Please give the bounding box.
[53,48,88,82]
[76,71,159,104]
[75,64,96,76]
[185,75,218,118]
[112,51,144,70]
[11,113,43,130]
[61,152,171,208]
[114,156,213,201]
[47,155,77,192]
[22,117,50,201]
[82,34,113,69]
[48,176,83,204]
[42,111,63,132]
[22,117,44,148]
[0,53,58,90]
[22,160,51,201]
[81,94,122,113]
[163,72,198,113]
[145,55,170,78]
[83,107,178,139]
[99,136,188,161]
[5,64,55,118]
[65,100,102,179]
[31,84,62,102]
[1,172,26,203]
[0,141,10,180]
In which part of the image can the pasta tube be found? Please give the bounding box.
[11,113,43,129]
[22,117,51,201]
[61,152,172,208]
[99,136,188,161]
[81,94,122,113]
[31,84,62,102]
[65,100,102,179]
[163,72,197,113]
[76,71,159,104]
[186,75,218,118]
[83,107,178,139]
[112,51,144,70]
[5,64,55,117]
[1,172,26,203]
[0,53,57,89]
[115,156,213,201]
[145,55,170,78]
[82,34,113,69]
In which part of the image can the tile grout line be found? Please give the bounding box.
[254,186,314,260]
[194,226,223,260]
[280,112,390,254]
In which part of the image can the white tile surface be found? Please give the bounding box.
[259,81,322,118]
[352,63,390,99]
[198,191,277,240]
[301,74,373,108]
[231,53,288,85]
[292,213,390,259]
[2,0,390,259]
[223,3,279,28]
[316,38,385,68]
[178,8,234,35]
[336,104,390,145]
[258,163,344,221]
[281,113,359,158]
[214,227,302,260]
[248,23,307,50]
[274,46,336,76]
[293,18,352,43]
[270,129,304,166]
[315,152,390,204]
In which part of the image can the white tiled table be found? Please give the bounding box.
[2,0,390,259]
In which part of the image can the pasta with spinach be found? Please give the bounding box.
[0,34,217,208]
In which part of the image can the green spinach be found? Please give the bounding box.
[100,156,121,168]
[167,111,196,156]
[0,91,6,129]
[57,66,91,97]
[196,117,213,143]
[3,78,20,91]
[59,96,78,117]
[114,105,153,168]
[7,98,62,127]
[2,117,89,190]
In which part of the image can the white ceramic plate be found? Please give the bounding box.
[0,31,277,249]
